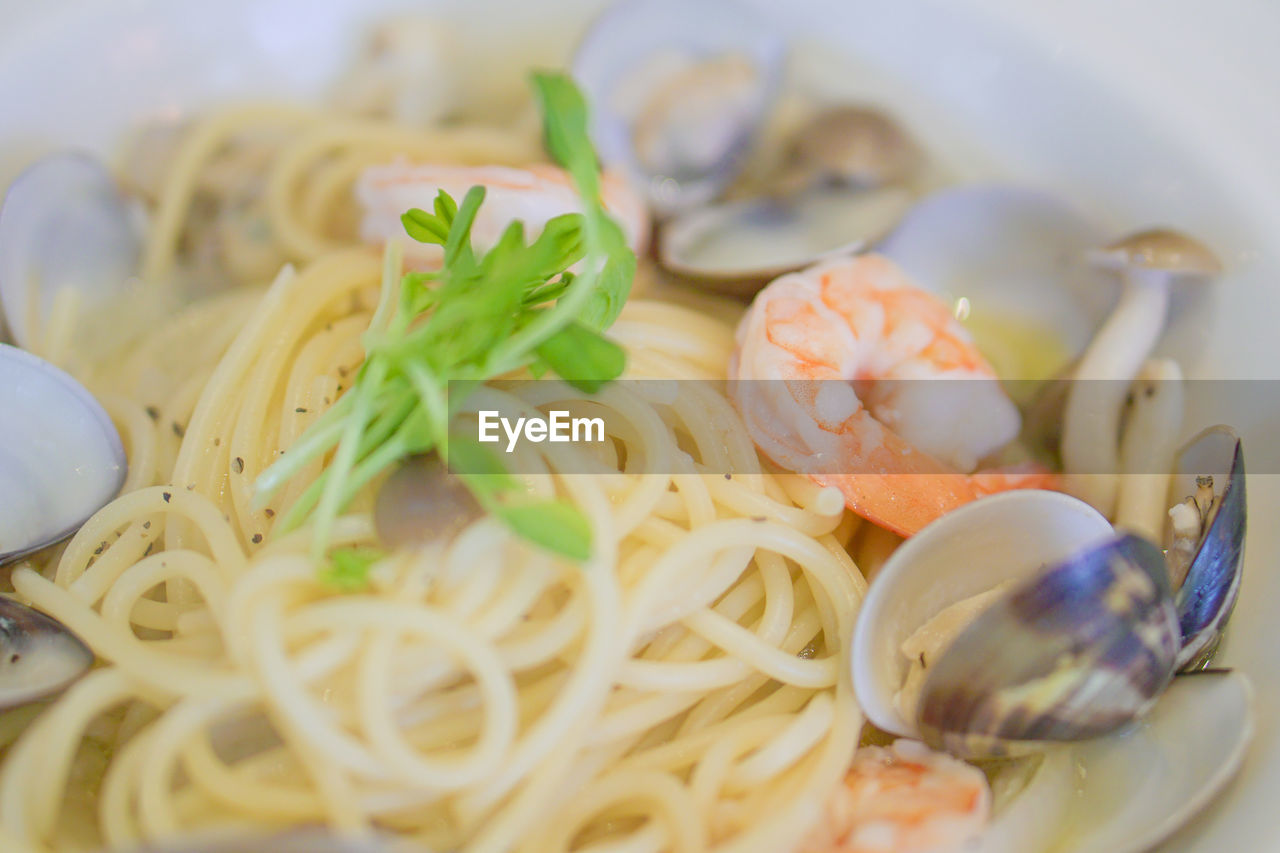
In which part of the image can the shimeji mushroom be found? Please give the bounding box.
[1062,228,1221,517]
[1114,358,1184,541]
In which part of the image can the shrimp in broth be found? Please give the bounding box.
[730,253,1056,535]
[800,740,991,853]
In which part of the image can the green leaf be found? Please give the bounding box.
[523,273,573,308]
[257,74,633,571]
[526,213,587,277]
[535,320,626,393]
[494,499,592,561]
[444,186,486,268]
[401,208,450,245]
[320,547,385,591]
[433,189,458,223]
[577,217,637,330]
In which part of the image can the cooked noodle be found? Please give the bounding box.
[0,102,869,853]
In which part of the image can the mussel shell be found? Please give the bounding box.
[917,534,1179,758]
[0,597,93,708]
[1170,426,1245,671]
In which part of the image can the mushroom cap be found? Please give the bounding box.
[779,105,921,191]
[1092,228,1222,278]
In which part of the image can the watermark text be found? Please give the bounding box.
[478,410,605,452]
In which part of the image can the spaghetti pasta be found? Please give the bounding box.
[0,100,868,853]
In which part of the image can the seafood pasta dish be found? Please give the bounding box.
[0,2,1252,852]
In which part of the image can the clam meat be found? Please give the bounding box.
[572,0,784,214]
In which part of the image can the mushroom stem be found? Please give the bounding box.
[1114,358,1184,541]
[1062,268,1171,517]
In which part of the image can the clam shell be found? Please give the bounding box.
[1168,425,1245,671]
[0,152,140,349]
[0,344,126,563]
[572,0,784,215]
[918,534,1179,758]
[978,670,1253,853]
[877,184,1113,366]
[658,185,911,295]
[851,490,1115,740]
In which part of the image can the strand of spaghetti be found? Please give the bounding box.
[142,103,320,281]
[729,693,835,788]
[0,669,137,844]
[12,569,247,696]
[284,598,521,787]
[224,290,372,540]
[168,253,377,549]
[454,471,624,822]
[136,694,252,838]
[60,486,245,599]
[100,394,159,493]
[98,550,229,631]
[178,734,326,820]
[266,120,537,260]
[682,608,837,688]
[531,769,708,853]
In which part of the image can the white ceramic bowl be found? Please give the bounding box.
[2,1,1277,850]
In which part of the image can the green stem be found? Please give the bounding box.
[253,393,355,504]
[310,357,388,560]
[278,415,426,534]
[363,241,404,347]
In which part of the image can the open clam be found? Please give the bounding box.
[572,0,784,215]
[656,106,922,295]
[0,152,141,350]
[0,344,126,564]
[851,489,1121,751]
[851,490,1183,758]
[915,532,1178,758]
[853,472,1249,756]
[658,185,911,295]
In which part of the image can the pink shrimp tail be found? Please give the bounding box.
[817,463,1062,539]
[971,463,1061,495]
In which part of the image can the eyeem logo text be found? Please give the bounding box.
[478,410,605,452]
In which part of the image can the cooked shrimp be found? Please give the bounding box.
[800,740,991,853]
[729,254,1055,536]
[355,162,649,265]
